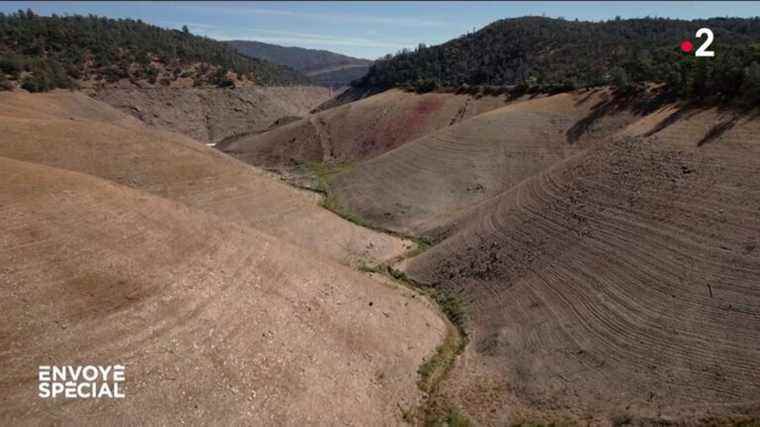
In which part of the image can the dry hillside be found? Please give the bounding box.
[327,89,640,238]
[0,156,445,425]
[0,91,399,265]
[0,91,450,424]
[217,88,508,177]
[401,104,760,424]
[94,86,332,145]
[242,86,760,424]
[409,110,760,424]
[4,82,759,425]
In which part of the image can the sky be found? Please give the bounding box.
[2,1,760,59]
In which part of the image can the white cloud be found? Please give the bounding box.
[234,28,411,48]
[158,20,414,50]
[187,5,445,27]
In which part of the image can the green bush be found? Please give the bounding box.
[21,74,50,92]
[0,57,22,77]
[0,75,14,91]
[412,78,437,93]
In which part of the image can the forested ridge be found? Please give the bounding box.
[354,16,760,104]
[0,10,312,92]
[227,40,371,74]
[228,40,372,87]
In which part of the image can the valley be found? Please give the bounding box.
[217,85,760,424]
[1,8,760,427]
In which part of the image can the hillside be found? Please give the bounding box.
[94,86,332,145]
[265,84,760,423]
[228,40,372,87]
[217,88,508,184]
[354,16,760,104]
[404,105,760,424]
[0,91,447,424]
[0,91,406,265]
[4,9,760,426]
[0,10,312,92]
[326,89,640,238]
[0,162,443,425]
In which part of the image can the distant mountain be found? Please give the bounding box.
[354,16,760,104]
[0,10,313,92]
[228,40,372,87]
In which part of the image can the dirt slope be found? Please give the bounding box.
[405,107,760,424]
[94,86,332,145]
[0,91,406,266]
[327,89,637,238]
[217,88,508,171]
[0,156,446,424]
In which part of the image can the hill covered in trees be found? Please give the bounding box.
[228,40,372,87]
[0,10,312,92]
[354,16,760,104]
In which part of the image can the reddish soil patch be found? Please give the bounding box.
[217,89,507,170]
[329,89,635,238]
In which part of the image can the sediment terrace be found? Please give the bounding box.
[405,105,760,424]
[328,89,639,238]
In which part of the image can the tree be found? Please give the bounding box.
[743,61,760,103]
[352,16,760,103]
[0,73,13,91]
[0,12,313,91]
[610,66,632,92]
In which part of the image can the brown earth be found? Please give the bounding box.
[5,84,760,425]
[402,105,760,424]
[0,156,446,425]
[217,88,508,173]
[0,91,406,266]
[327,88,641,238]
[93,86,332,145]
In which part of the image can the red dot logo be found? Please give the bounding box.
[680,40,694,53]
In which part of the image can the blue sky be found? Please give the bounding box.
[3,2,760,59]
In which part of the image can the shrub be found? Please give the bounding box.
[0,75,14,91]
[0,56,22,77]
[21,74,50,92]
[412,78,437,93]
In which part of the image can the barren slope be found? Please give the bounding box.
[405,107,760,424]
[217,88,507,171]
[0,91,406,266]
[328,89,637,238]
[94,86,332,145]
[0,156,446,424]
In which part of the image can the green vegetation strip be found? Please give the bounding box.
[305,161,437,245]
[305,160,473,425]
[388,267,471,427]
